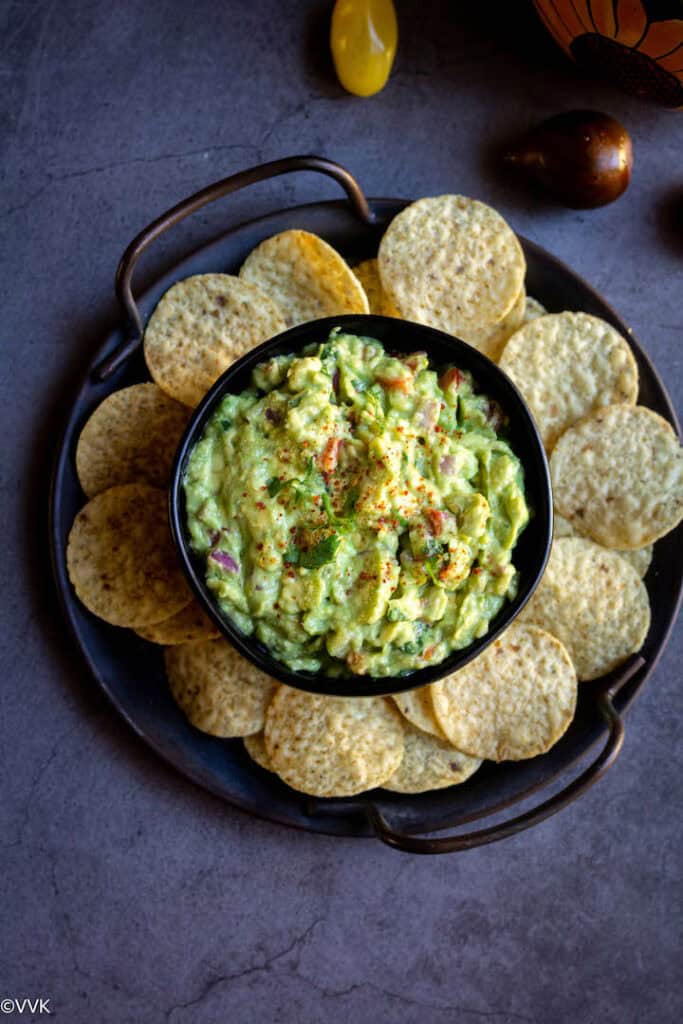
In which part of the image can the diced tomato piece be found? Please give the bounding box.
[423,645,437,661]
[346,650,368,674]
[402,351,427,373]
[439,367,463,391]
[320,437,342,473]
[426,509,446,535]
[376,374,411,392]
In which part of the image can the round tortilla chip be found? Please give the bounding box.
[523,296,547,322]
[460,286,526,362]
[165,639,277,737]
[553,513,653,579]
[134,599,220,645]
[519,537,651,681]
[391,686,446,740]
[551,404,683,549]
[352,258,400,317]
[264,690,404,797]
[382,723,482,793]
[377,195,526,335]
[144,274,287,408]
[431,623,577,761]
[66,484,192,627]
[499,312,638,451]
[243,732,274,772]
[76,383,190,498]
[240,230,369,328]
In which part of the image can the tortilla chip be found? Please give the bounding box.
[76,383,190,498]
[134,599,220,645]
[67,484,192,627]
[264,689,403,797]
[431,623,577,761]
[165,639,277,737]
[499,312,638,451]
[459,286,526,362]
[243,732,275,772]
[553,513,653,578]
[352,258,400,317]
[240,230,369,327]
[523,296,547,322]
[382,722,482,793]
[378,195,526,335]
[391,686,447,739]
[519,537,651,681]
[144,274,287,407]
[551,404,683,548]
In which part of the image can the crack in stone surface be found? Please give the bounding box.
[2,722,80,849]
[0,143,260,220]
[163,916,325,1021]
[294,972,539,1022]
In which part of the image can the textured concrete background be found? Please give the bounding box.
[2,2,682,1022]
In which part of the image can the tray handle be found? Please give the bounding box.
[361,655,644,854]
[95,155,375,380]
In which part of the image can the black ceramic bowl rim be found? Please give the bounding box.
[169,314,552,697]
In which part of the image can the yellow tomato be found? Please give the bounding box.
[330,0,398,98]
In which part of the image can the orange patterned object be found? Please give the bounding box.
[533,0,683,107]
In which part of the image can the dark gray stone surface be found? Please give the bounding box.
[2,2,682,1022]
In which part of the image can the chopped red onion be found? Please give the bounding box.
[418,399,441,430]
[210,550,239,573]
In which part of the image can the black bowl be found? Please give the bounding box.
[169,313,552,697]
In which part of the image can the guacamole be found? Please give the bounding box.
[183,330,529,677]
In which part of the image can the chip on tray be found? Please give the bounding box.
[134,599,220,645]
[553,513,653,579]
[76,383,190,498]
[391,687,447,740]
[239,229,369,327]
[264,690,404,797]
[66,483,192,627]
[519,537,651,681]
[551,404,683,549]
[431,623,577,761]
[498,312,639,451]
[522,296,547,322]
[382,722,482,794]
[352,258,400,317]
[459,287,526,362]
[377,195,526,336]
[166,639,277,737]
[144,273,287,408]
[64,190,680,803]
[243,732,274,772]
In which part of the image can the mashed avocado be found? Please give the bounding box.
[183,330,529,677]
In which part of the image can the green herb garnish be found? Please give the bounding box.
[342,486,360,518]
[299,534,341,569]
[283,543,300,564]
[424,557,443,587]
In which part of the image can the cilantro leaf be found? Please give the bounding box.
[284,543,300,564]
[342,486,360,518]
[267,477,285,497]
[321,487,359,531]
[299,534,341,569]
[424,557,442,587]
